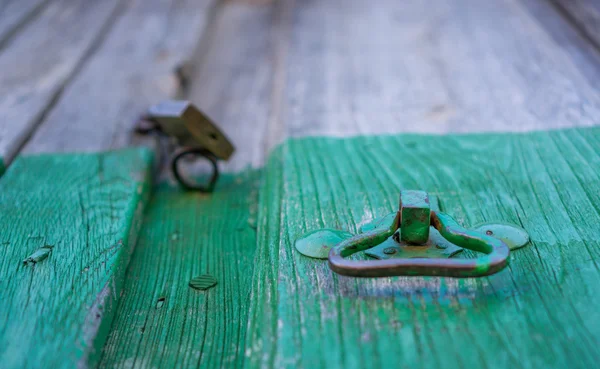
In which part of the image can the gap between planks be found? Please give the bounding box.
[0,0,127,170]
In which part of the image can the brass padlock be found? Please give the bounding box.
[137,100,235,192]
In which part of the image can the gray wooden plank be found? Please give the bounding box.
[0,0,123,169]
[186,0,600,173]
[552,0,600,49]
[24,0,217,155]
[187,3,276,171]
[282,0,600,138]
[0,0,50,50]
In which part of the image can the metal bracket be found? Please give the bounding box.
[294,190,530,278]
[135,100,235,192]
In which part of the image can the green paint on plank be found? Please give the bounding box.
[359,212,397,233]
[101,127,600,368]
[295,228,354,259]
[472,222,530,250]
[247,127,600,368]
[0,148,153,369]
[99,172,260,369]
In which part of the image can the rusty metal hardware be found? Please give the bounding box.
[135,100,235,192]
[295,190,530,278]
[329,190,513,278]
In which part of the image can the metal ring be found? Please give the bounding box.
[328,211,510,278]
[171,147,219,192]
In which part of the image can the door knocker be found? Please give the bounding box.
[295,190,529,278]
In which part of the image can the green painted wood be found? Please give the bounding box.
[99,172,260,368]
[0,148,154,369]
[102,126,600,368]
[246,127,600,369]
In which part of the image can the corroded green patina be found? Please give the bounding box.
[399,190,431,244]
[365,228,463,260]
[296,190,526,278]
[327,206,515,278]
[295,229,354,259]
[472,222,530,250]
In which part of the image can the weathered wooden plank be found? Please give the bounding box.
[0,1,219,368]
[552,0,600,48]
[0,148,153,369]
[185,0,600,172]
[187,3,275,171]
[0,0,49,49]
[281,0,600,139]
[0,0,123,171]
[99,172,260,369]
[98,4,273,367]
[240,0,600,365]
[99,0,600,366]
[247,127,600,368]
[24,0,217,155]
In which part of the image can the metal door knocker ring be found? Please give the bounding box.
[171,147,219,192]
[295,190,530,278]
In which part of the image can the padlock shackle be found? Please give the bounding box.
[328,211,510,278]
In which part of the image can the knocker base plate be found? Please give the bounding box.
[365,229,463,260]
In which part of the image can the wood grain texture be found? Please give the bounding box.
[0,0,123,168]
[186,0,600,173]
[0,2,218,367]
[97,6,272,368]
[187,3,276,171]
[552,0,600,48]
[0,0,49,50]
[247,127,600,369]
[280,0,600,138]
[99,0,600,367]
[24,0,217,155]
[99,172,260,368]
[0,148,154,369]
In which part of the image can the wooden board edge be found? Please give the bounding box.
[83,148,155,368]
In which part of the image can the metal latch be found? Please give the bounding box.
[135,100,235,192]
[295,190,529,278]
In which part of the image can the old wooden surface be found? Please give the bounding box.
[24,0,216,154]
[0,0,217,368]
[553,0,600,48]
[0,0,49,49]
[1,0,600,368]
[99,5,271,367]
[100,0,600,368]
[0,148,153,368]
[0,0,123,171]
[248,128,600,368]
[100,173,260,368]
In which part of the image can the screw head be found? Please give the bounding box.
[383,247,397,255]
